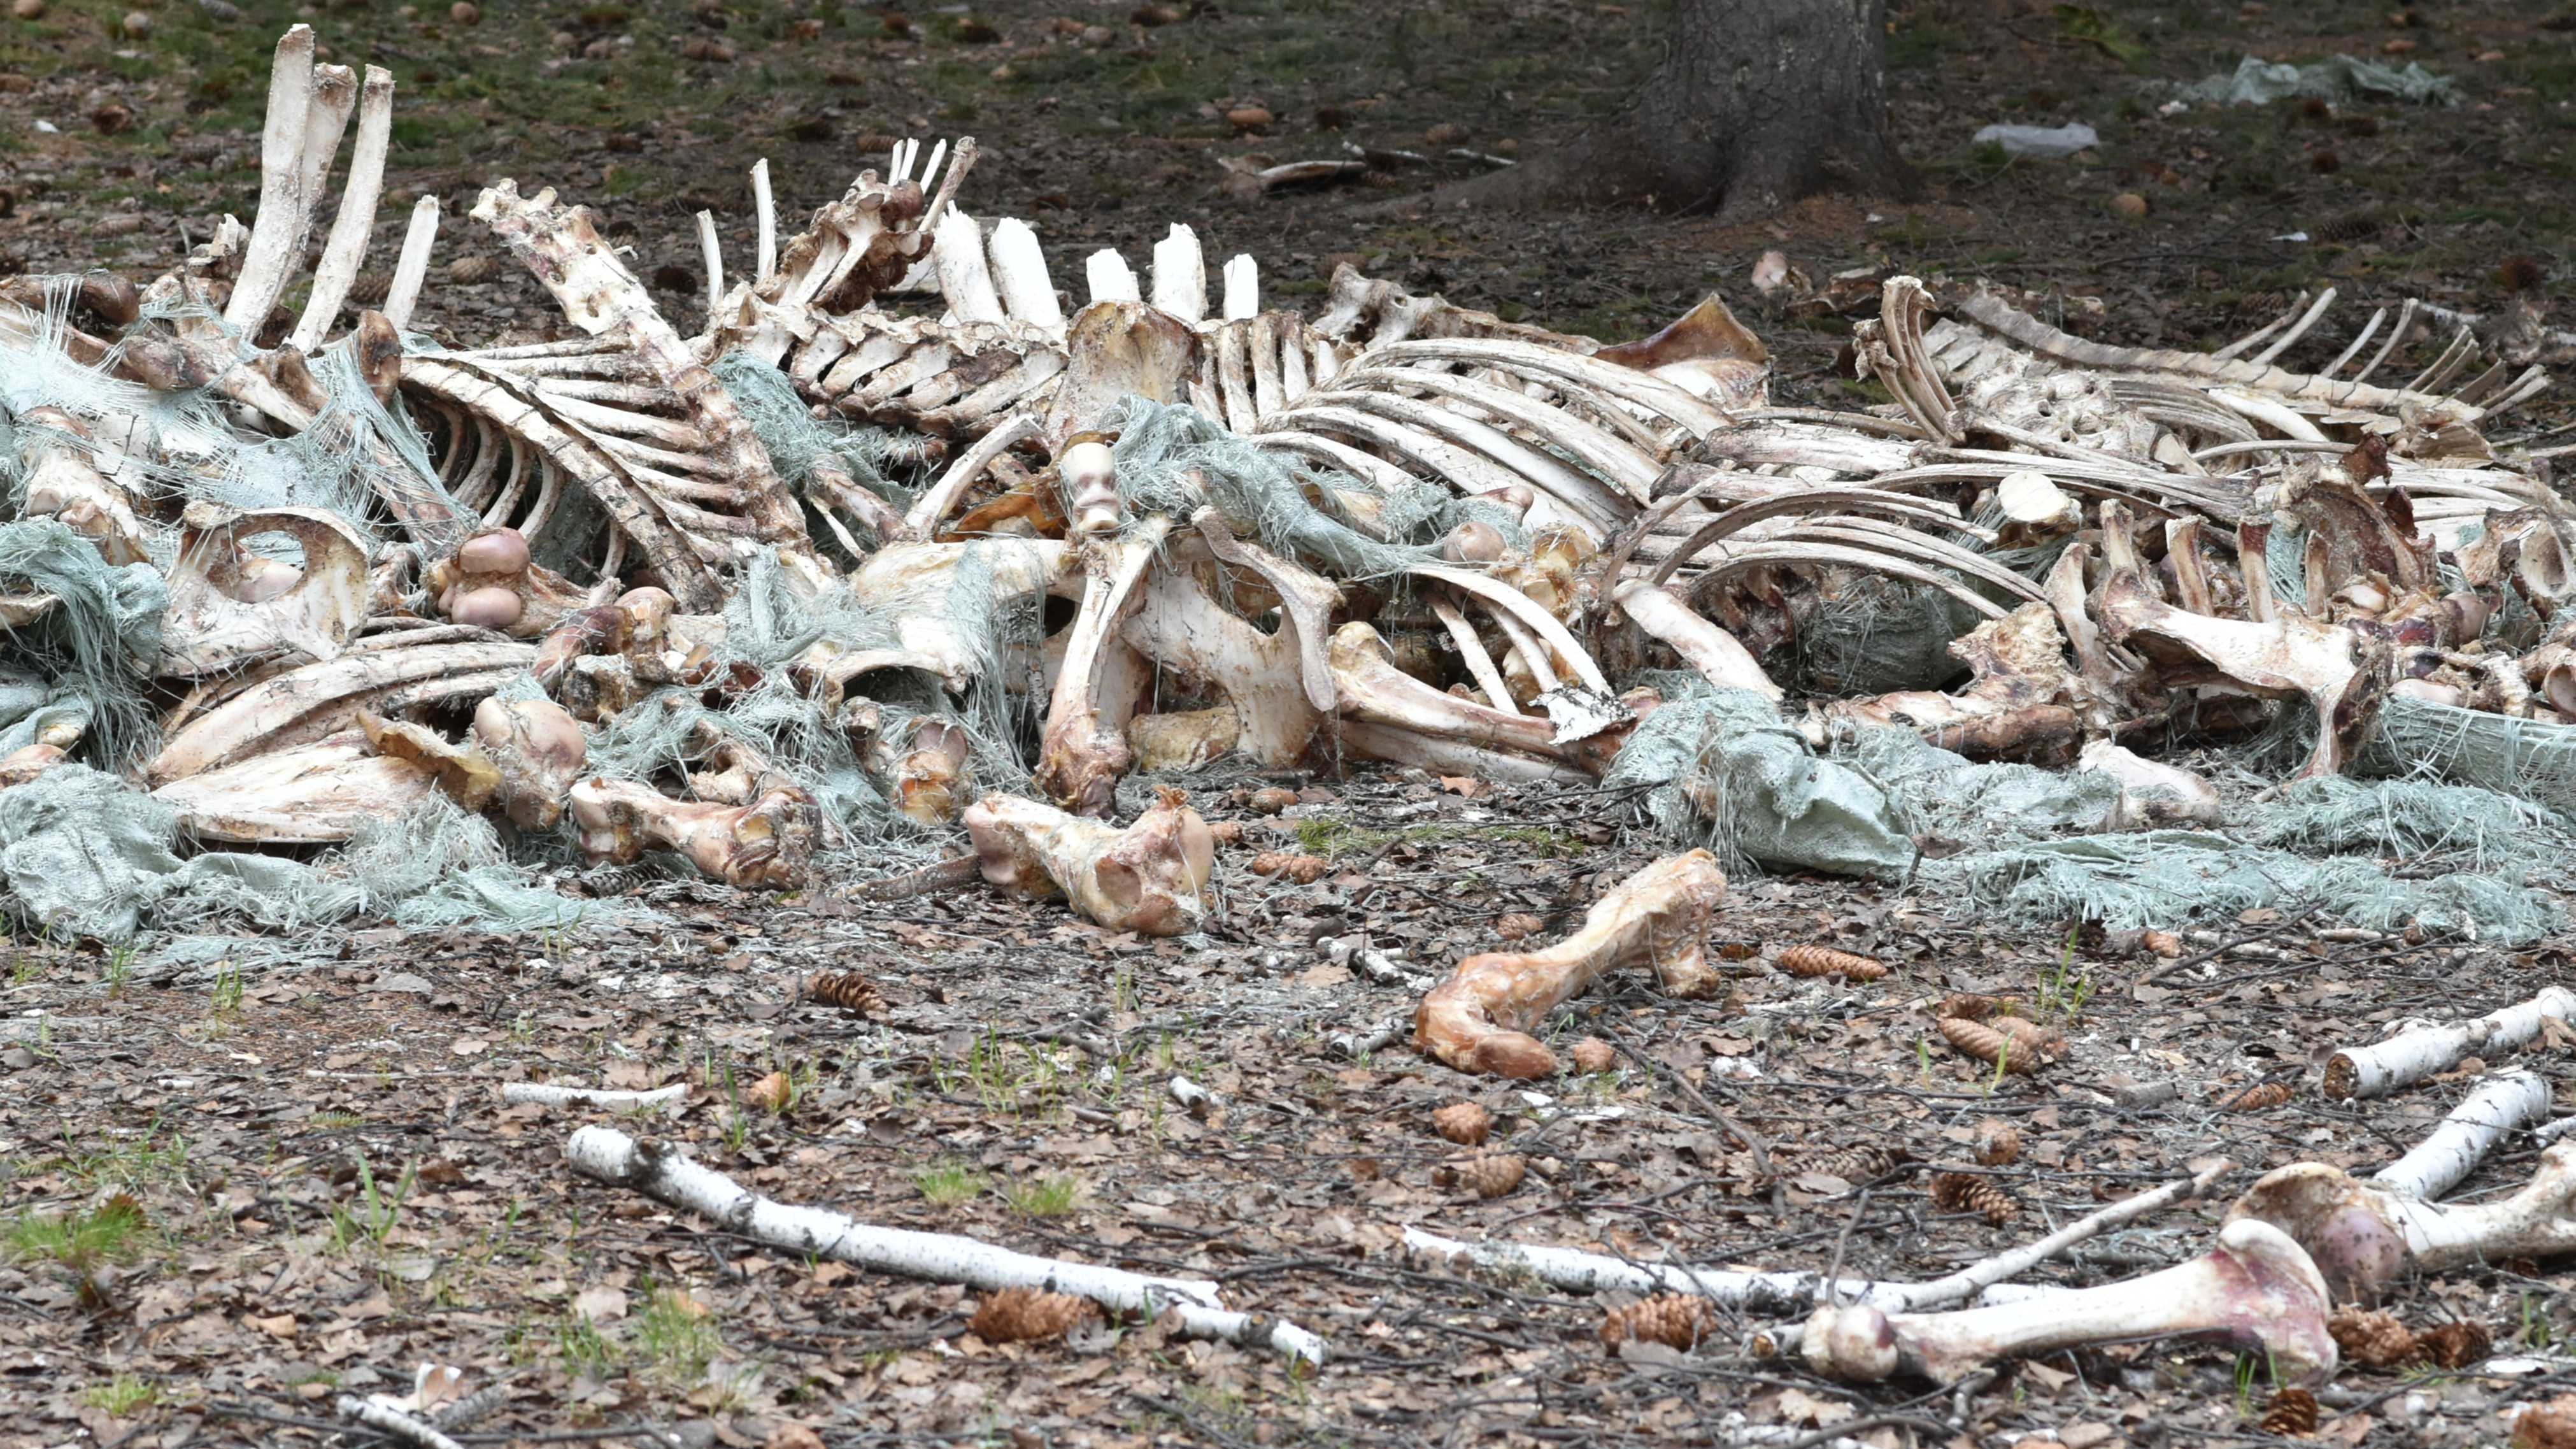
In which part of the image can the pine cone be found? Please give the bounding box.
[1939,992,1999,1022]
[1777,945,1888,981]
[1993,1015,2064,1061]
[1929,1171,2018,1226]
[1567,1038,1617,1074]
[2328,1306,2419,1369]
[1432,1101,1491,1146]
[1975,1124,2021,1167]
[1249,851,1329,883]
[1207,819,1244,846]
[2221,1080,2293,1112]
[2515,1395,2576,1449]
[1495,911,1545,942]
[347,273,392,306]
[1797,1144,1895,1185]
[1600,1293,1716,1352]
[2260,1387,2319,1438]
[970,1287,1095,1344]
[1438,1152,1526,1199]
[1937,1017,2040,1074]
[1249,787,1297,815]
[2417,1320,2492,1369]
[807,971,885,1015]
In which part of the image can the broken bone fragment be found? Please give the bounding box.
[1800,1218,2338,1386]
[1414,850,1725,1079]
[425,525,587,638]
[962,787,1215,937]
[2079,739,2223,829]
[566,777,818,889]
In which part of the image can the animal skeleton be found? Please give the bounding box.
[0,22,2565,913]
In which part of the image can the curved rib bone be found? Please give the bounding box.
[149,640,539,784]
[1801,1220,2337,1386]
[150,737,441,845]
[1414,850,1725,1078]
[963,787,1214,936]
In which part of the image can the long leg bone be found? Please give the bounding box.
[2230,1097,2573,1306]
[962,787,1215,937]
[1414,850,1725,1078]
[1800,1220,2337,1386]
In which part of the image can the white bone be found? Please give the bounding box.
[930,210,1006,325]
[983,217,1063,331]
[290,64,394,351]
[2324,989,2576,1101]
[750,157,777,283]
[695,209,725,317]
[1220,253,1258,321]
[1802,1220,2336,1385]
[1149,223,1206,324]
[1085,248,1141,305]
[964,787,1214,937]
[381,194,440,331]
[224,26,320,331]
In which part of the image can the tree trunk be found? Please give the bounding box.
[1444,0,1912,219]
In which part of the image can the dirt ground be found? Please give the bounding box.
[5,1,2576,1446]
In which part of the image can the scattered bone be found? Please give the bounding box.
[963,787,1214,936]
[1414,851,1726,1078]
[1799,1218,2337,1385]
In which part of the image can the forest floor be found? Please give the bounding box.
[5,0,2576,1447]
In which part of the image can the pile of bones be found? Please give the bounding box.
[9,26,2576,1404]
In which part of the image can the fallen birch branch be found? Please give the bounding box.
[337,1396,464,1449]
[1403,1226,2061,1314]
[2372,1067,2554,1201]
[502,1082,688,1112]
[1409,1163,2227,1315]
[564,1126,1325,1366]
[2323,987,2576,1100]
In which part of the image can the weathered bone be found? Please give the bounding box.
[1414,850,1725,1078]
[15,408,150,566]
[1810,603,2080,760]
[159,503,372,678]
[963,787,1214,936]
[152,736,442,845]
[2230,1122,2575,1306]
[149,640,539,784]
[2079,739,2223,828]
[1800,1219,2337,1386]
[567,777,818,889]
[473,696,590,831]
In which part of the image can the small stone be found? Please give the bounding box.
[2109,192,2149,220]
[119,8,148,38]
[450,1,480,24]
[0,1046,36,1071]
[11,0,46,20]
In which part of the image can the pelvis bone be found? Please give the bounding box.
[159,503,371,677]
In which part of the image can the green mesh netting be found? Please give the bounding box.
[0,766,656,944]
[1106,396,1437,578]
[711,349,910,503]
[1836,727,2124,846]
[1783,578,1979,694]
[1601,674,1915,879]
[0,518,167,766]
[2367,694,2576,817]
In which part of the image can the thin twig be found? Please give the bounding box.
[1598,1024,1774,1174]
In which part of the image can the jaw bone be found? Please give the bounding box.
[963,787,1215,937]
[1415,850,1726,1079]
[1800,1219,2338,1387]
